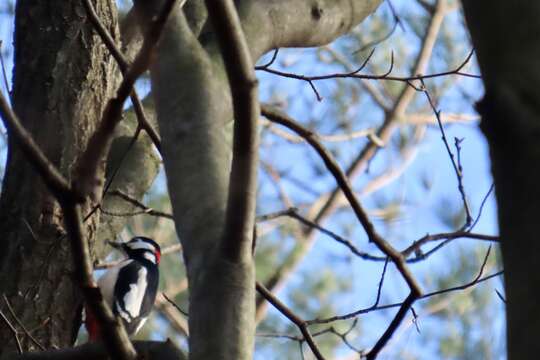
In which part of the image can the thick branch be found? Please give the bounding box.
[206,0,259,262]
[239,0,383,58]
[1,340,186,360]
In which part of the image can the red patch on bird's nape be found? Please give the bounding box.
[155,250,161,264]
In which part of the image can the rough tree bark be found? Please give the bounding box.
[0,1,158,354]
[462,1,540,358]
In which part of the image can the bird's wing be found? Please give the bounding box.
[113,261,158,335]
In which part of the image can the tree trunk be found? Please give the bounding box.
[0,1,159,353]
[462,1,540,358]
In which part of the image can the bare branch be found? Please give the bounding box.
[2,340,186,360]
[261,104,422,296]
[206,0,260,262]
[0,92,72,201]
[257,320,364,357]
[256,48,279,69]
[366,292,416,360]
[401,231,498,259]
[156,299,189,337]
[405,112,480,125]
[3,295,45,351]
[0,40,10,96]
[308,248,498,325]
[469,182,495,231]
[421,83,473,228]
[0,307,22,355]
[323,46,391,109]
[162,293,189,317]
[263,118,377,143]
[285,209,383,261]
[257,49,478,101]
[107,190,173,220]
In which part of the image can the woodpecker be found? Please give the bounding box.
[85,236,161,341]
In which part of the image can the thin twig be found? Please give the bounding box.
[108,190,311,225]
[0,307,22,354]
[425,246,492,297]
[263,118,376,143]
[385,0,405,32]
[354,20,399,54]
[258,320,364,356]
[401,231,498,258]
[0,40,10,96]
[259,206,497,263]
[256,207,298,222]
[162,293,189,317]
[108,190,174,220]
[155,299,189,337]
[256,282,326,360]
[323,46,391,109]
[421,82,473,228]
[308,247,496,325]
[469,182,494,231]
[374,258,389,307]
[257,49,478,98]
[286,209,383,261]
[256,48,279,69]
[308,269,502,324]
[3,295,46,351]
[495,289,506,304]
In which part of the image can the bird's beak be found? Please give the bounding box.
[107,240,125,251]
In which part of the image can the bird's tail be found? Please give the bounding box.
[84,305,101,342]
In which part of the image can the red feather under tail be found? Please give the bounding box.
[84,306,101,342]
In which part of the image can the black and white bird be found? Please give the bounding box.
[85,236,161,341]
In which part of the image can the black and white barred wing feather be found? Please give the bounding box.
[112,260,159,335]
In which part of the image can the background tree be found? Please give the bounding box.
[463,1,540,359]
[0,0,507,359]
